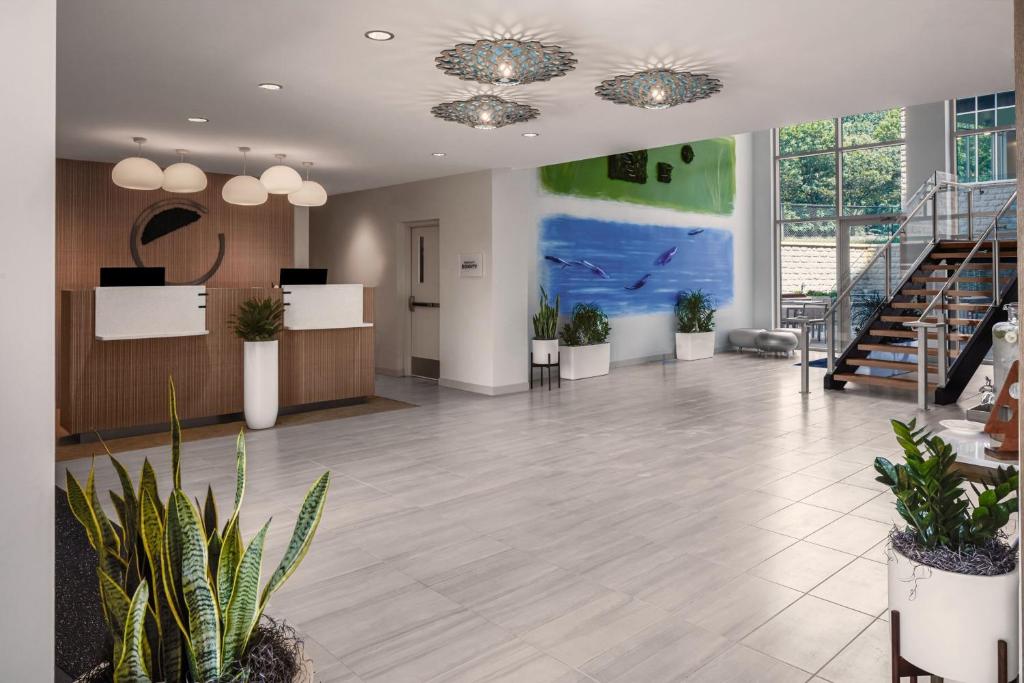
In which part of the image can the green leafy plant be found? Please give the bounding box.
[675,290,715,333]
[559,302,610,346]
[229,297,284,342]
[875,419,1018,551]
[851,290,886,333]
[532,286,559,340]
[66,379,330,682]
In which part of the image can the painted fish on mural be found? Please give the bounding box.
[573,259,610,279]
[653,246,677,266]
[624,274,652,291]
[687,229,705,236]
[544,255,574,268]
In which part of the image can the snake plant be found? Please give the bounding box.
[532,286,559,340]
[66,379,330,682]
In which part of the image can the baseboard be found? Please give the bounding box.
[610,353,672,369]
[439,377,529,396]
[375,366,404,377]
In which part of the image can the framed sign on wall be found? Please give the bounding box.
[458,252,484,278]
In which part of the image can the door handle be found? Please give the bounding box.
[409,295,440,311]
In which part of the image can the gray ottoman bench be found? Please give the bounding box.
[728,328,763,351]
[729,328,799,355]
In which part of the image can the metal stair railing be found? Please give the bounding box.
[817,172,958,375]
[907,186,1018,409]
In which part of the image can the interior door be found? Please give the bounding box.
[409,224,440,379]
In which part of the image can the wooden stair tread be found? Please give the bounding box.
[856,343,960,357]
[939,240,1017,246]
[930,250,1018,259]
[911,276,991,283]
[847,358,936,371]
[920,263,1014,271]
[869,328,972,340]
[832,372,937,390]
[889,302,989,311]
[899,288,992,297]
[879,315,980,325]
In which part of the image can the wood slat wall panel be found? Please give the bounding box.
[59,287,374,434]
[55,158,294,392]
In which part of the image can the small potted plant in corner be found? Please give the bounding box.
[875,419,1019,682]
[532,286,560,365]
[675,289,716,360]
[559,302,611,380]
[230,296,285,429]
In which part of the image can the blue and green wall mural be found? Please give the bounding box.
[539,137,736,214]
[538,137,737,319]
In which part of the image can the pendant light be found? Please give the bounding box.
[111,137,164,190]
[260,153,303,194]
[161,149,208,193]
[222,147,268,206]
[288,162,328,207]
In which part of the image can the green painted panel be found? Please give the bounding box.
[539,137,735,215]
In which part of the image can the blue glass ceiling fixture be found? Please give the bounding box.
[431,94,539,130]
[435,39,576,86]
[595,68,723,110]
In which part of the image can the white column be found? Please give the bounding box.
[0,0,56,679]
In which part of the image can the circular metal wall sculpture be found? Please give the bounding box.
[435,38,576,86]
[681,144,695,164]
[595,68,722,109]
[130,198,225,285]
[431,94,539,129]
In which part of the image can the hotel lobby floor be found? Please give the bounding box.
[58,353,985,682]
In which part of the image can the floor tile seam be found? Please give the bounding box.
[808,616,882,681]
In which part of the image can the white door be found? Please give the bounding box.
[409,224,440,379]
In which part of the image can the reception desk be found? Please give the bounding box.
[59,286,374,436]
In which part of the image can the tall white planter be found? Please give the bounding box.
[532,338,559,365]
[676,331,715,360]
[888,547,1018,682]
[244,340,279,430]
[559,343,610,380]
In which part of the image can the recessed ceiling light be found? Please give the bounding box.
[258,82,283,91]
[187,116,209,123]
[364,30,395,41]
[432,152,446,157]
[522,132,539,137]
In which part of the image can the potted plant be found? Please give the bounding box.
[875,419,1019,682]
[532,286,560,365]
[558,302,611,380]
[230,296,284,429]
[675,289,716,360]
[65,380,329,682]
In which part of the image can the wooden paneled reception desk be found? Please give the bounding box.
[59,286,374,436]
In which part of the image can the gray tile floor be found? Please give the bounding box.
[59,353,983,682]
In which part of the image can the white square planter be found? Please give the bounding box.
[559,343,610,380]
[675,332,715,360]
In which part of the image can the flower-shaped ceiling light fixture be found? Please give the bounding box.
[435,38,576,86]
[595,68,722,110]
[431,94,539,130]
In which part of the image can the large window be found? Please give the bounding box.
[954,91,1016,182]
[774,108,906,310]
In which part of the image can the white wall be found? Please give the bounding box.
[0,1,55,678]
[751,130,776,329]
[906,100,950,196]
[309,171,501,392]
[514,134,758,365]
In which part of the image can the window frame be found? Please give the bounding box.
[950,92,1016,184]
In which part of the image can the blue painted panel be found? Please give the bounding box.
[539,214,733,318]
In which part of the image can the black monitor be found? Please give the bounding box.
[99,267,166,287]
[280,268,327,286]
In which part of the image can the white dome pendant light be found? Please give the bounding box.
[111,137,164,190]
[222,147,268,206]
[288,162,328,207]
[260,153,303,194]
[162,149,208,193]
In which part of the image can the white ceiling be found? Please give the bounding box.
[57,0,1014,195]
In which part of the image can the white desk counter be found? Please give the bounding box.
[283,283,372,330]
[94,285,207,341]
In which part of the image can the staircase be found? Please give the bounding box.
[819,175,1018,408]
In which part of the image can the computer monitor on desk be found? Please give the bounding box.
[280,268,328,286]
[99,267,166,287]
